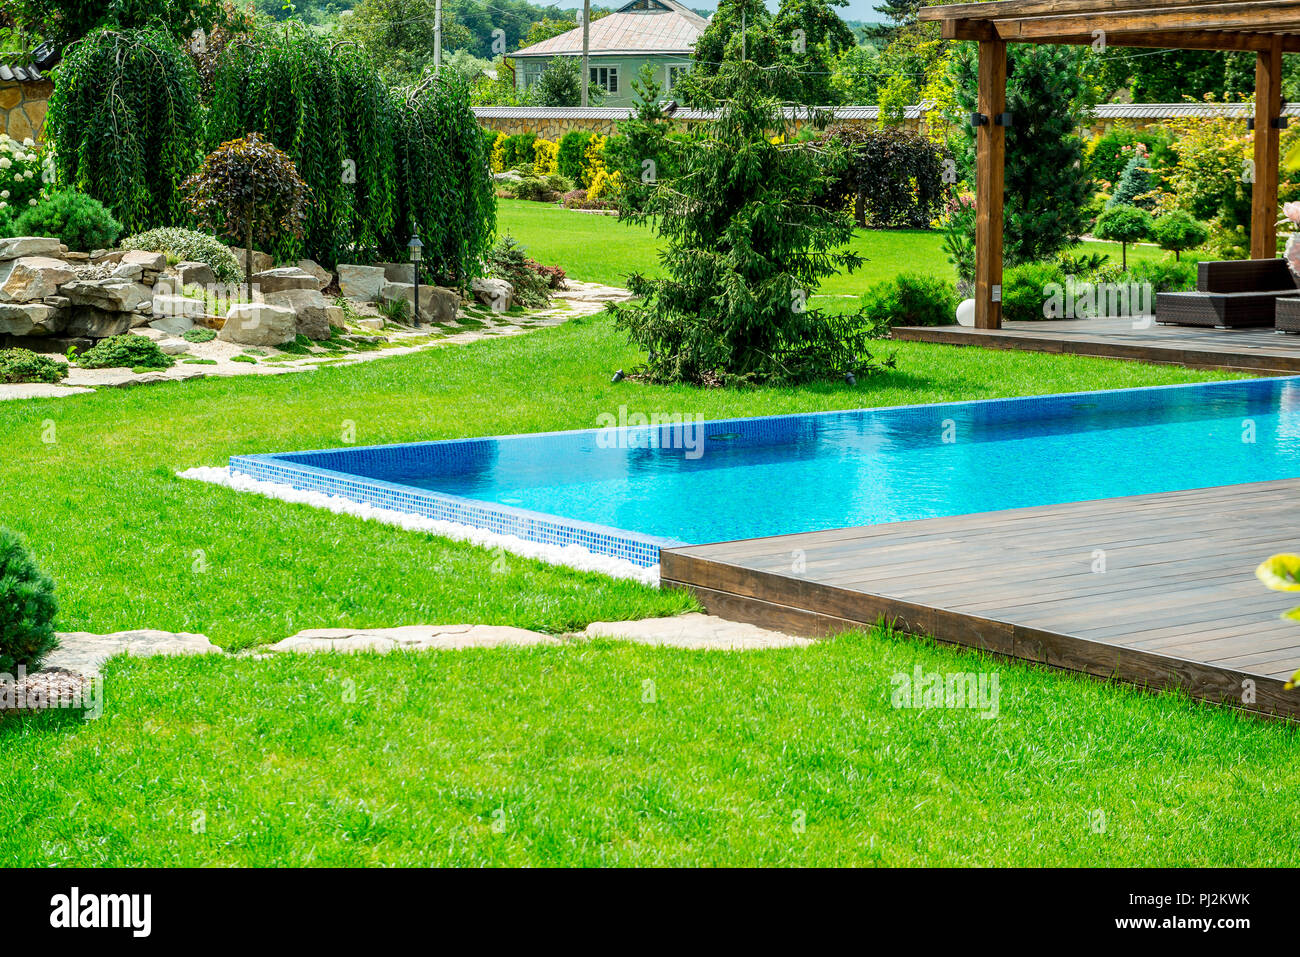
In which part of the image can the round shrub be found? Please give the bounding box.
[120,227,241,282]
[76,335,174,371]
[0,527,59,674]
[13,190,123,251]
[861,273,958,329]
[1094,204,1153,269]
[1150,210,1209,262]
[182,326,217,343]
[1002,261,1068,322]
[0,348,68,384]
[557,130,595,182]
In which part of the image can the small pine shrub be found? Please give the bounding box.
[1128,258,1196,293]
[0,348,68,384]
[1002,261,1069,321]
[76,335,175,370]
[861,273,958,329]
[1106,150,1156,210]
[13,190,123,251]
[121,228,241,282]
[182,327,217,343]
[0,527,59,673]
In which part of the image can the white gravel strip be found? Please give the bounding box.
[178,465,660,586]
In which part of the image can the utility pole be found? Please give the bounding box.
[434,0,442,74]
[581,0,590,107]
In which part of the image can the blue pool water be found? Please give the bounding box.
[230,377,1300,568]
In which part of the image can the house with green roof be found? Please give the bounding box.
[511,0,708,108]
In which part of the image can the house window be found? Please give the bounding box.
[590,66,619,94]
[666,64,689,91]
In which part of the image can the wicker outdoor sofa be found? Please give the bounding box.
[1156,259,1300,329]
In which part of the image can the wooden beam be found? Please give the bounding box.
[920,0,1296,22]
[975,39,1007,331]
[997,4,1300,39]
[951,26,1296,52]
[1252,36,1284,260]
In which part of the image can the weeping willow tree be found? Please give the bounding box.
[336,44,398,261]
[208,24,349,265]
[44,25,204,235]
[389,74,496,284]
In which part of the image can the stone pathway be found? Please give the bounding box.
[0,280,632,402]
[1,614,808,713]
[578,614,814,649]
[268,624,562,654]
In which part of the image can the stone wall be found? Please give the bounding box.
[0,80,51,142]
[477,113,924,141]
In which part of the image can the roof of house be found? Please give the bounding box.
[0,60,44,82]
[511,0,708,58]
[1091,102,1300,119]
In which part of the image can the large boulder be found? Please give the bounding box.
[61,279,154,313]
[379,281,459,325]
[0,257,76,303]
[0,302,66,337]
[472,277,513,313]
[252,266,320,295]
[295,259,332,289]
[64,308,134,338]
[0,236,63,261]
[337,264,386,302]
[219,302,296,346]
[174,261,217,286]
[120,249,167,272]
[263,287,333,340]
[377,261,416,284]
[230,247,274,276]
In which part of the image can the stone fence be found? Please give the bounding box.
[0,79,51,142]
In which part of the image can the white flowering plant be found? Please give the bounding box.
[0,134,48,220]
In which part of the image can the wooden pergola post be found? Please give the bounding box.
[975,39,1007,329]
[1251,35,1284,261]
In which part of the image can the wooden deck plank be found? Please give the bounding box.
[891,318,1300,374]
[661,478,1300,721]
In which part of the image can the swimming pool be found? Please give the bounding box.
[228,377,1300,569]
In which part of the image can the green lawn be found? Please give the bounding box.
[1,313,1285,867]
[497,198,1185,310]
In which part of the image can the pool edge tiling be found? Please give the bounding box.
[228,450,681,569]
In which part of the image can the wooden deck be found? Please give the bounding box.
[661,479,1300,720]
[892,318,1300,375]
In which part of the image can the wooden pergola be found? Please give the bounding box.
[920,0,1300,328]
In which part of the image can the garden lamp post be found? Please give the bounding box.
[408,234,423,328]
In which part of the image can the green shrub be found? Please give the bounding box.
[501,133,537,169]
[557,131,595,182]
[1150,210,1209,261]
[0,527,59,674]
[76,335,174,370]
[1128,258,1196,293]
[13,191,123,251]
[182,326,217,343]
[121,228,241,282]
[511,176,556,202]
[1002,261,1068,322]
[0,348,68,384]
[861,273,957,329]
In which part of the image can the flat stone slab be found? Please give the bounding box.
[0,383,94,401]
[270,624,561,654]
[43,629,220,678]
[580,613,813,649]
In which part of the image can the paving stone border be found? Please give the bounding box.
[1,615,810,713]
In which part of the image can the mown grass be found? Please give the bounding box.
[2,628,1296,866]
[0,313,1269,867]
[497,198,1188,309]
